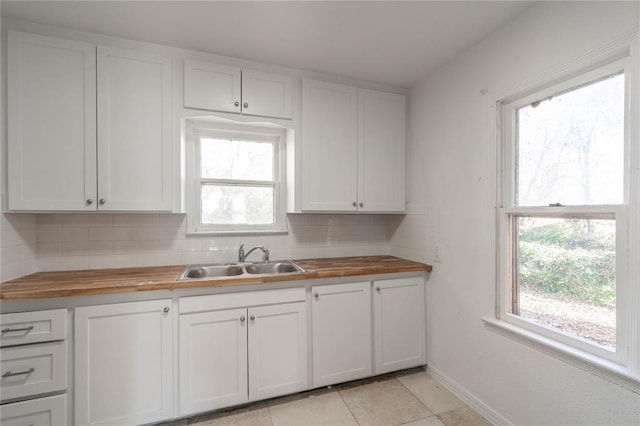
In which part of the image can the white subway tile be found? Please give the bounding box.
[88,227,136,241]
[2,229,22,247]
[60,227,89,242]
[2,213,36,230]
[114,240,158,254]
[133,227,160,241]
[36,242,62,258]
[37,256,88,272]
[1,260,37,282]
[62,213,113,227]
[159,214,186,228]
[137,253,181,267]
[62,241,114,256]
[36,214,63,227]
[158,239,201,253]
[289,247,326,259]
[1,245,32,264]
[158,226,185,240]
[36,227,62,243]
[113,213,159,227]
[310,215,341,226]
[180,251,222,265]
[287,214,312,226]
[201,237,241,252]
[88,255,138,270]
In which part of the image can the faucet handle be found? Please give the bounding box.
[238,244,245,262]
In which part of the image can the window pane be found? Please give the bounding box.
[201,185,274,225]
[516,217,615,348]
[516,74,624,206]
[200,137,273,181]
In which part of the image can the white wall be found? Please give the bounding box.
[392,1,640,424]
[0,212,392,282]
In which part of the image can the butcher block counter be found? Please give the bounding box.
[0,255,431,300]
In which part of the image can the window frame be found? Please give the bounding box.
[185,121,288,235]
[497,57,632,365]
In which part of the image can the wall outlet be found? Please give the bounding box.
[433,246,441,263]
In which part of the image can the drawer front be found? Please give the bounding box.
[1,309,67,347]
[0,341,67,402]
[180,287,306,314]
[0,394,67,426]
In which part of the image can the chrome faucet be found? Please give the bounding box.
[238,244,270,263]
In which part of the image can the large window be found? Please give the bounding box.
[498,58,631,364]
[186,122,287,234]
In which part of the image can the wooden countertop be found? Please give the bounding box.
[0,256,431,300]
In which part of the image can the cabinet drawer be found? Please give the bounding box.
[0,394,67,426]
[1,309,67,347]
[180,287,305,314]
[0,341,67,402]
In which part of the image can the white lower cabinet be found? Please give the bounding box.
[179,308,249,414]
[179,292,307,416]
[311,281,372,387]
[0,394,67,426]
[373,277,426,374]
[74,299,173,426]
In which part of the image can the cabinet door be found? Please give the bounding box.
[301,79,358,211]
[311,282,372,387]
[248,302,307,401]
[0,394,67,426]
[7,31,97,211]
[179,308,248,415]
[97,46,172,211]
[373,277,426,374]
[242,69,292,119]
[184,60,241,113]
[75,299,173,426]
[358,89,406,212]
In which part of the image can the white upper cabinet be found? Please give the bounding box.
[6,32,173,212]
[97,46,172,211]
[301,79,406,213]
[301,79,359,211]
[358,89,406,213]
[184,60,241,114]
[241,69,293,119]
[184,60,292,119]
[7,31,97,211]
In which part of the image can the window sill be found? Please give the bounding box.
[482,316,640,394]
[186,229,289,237]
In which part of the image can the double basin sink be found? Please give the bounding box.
[178,260,306,281]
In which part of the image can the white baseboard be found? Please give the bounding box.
[426,365,513,426]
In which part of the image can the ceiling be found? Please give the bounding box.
[1,1,535,88]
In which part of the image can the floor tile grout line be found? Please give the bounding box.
[394,373,439,419]
[334,385,362,425]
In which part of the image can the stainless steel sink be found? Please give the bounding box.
[178,261,305,280]
[244,261,305,275]
[181,264,244,279]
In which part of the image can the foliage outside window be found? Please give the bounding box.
[186,122,287,234]
[499,58,630,363]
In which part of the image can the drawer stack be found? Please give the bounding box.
[0,309,68,425]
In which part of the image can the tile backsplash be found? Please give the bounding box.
[1,212,395,282]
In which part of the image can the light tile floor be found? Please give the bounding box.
[164,368,491,426]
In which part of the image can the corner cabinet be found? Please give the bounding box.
[301,79,406,213]
[184,60,292,119]
[74,299,173,426]
[7,31,172,212]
